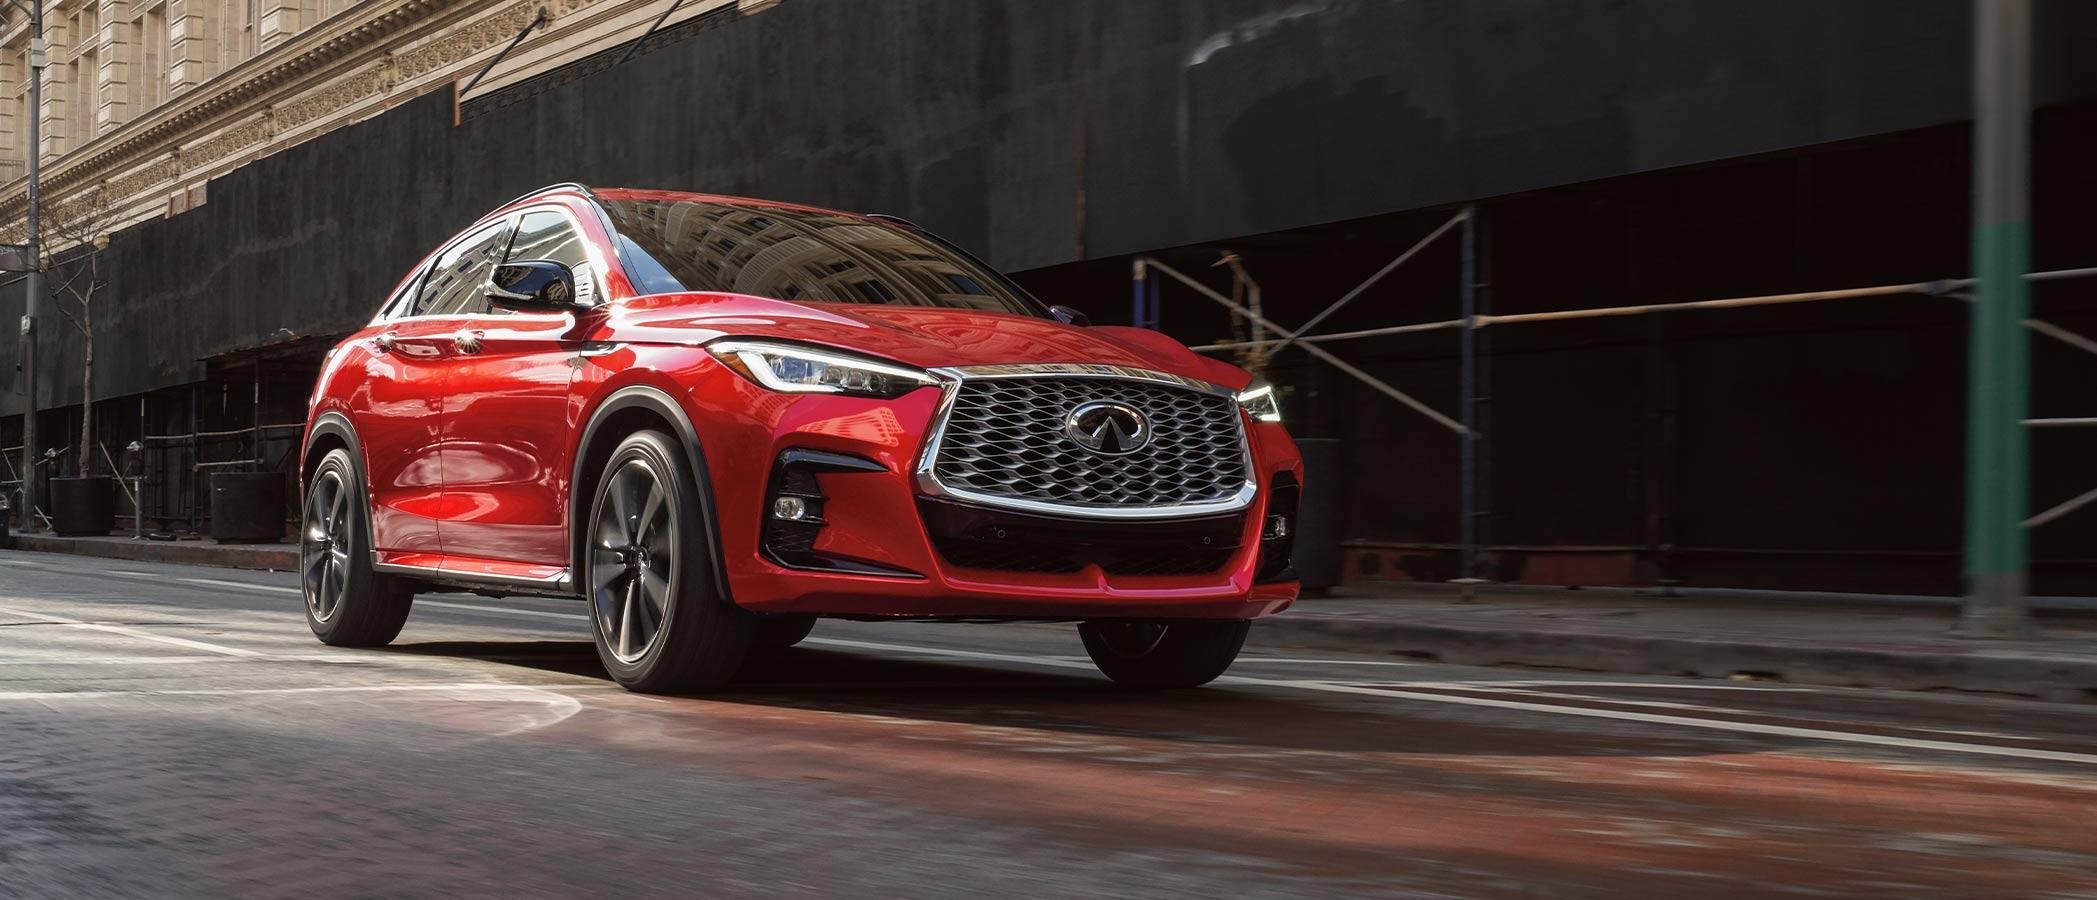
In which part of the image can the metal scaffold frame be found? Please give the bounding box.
[1136,209,2097,602]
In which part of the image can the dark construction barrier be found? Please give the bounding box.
[209,471,287,543]
[6,0,2097,593]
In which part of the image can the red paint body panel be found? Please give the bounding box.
[306,186,1301,619]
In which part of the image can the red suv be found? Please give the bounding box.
[300,184,1302,692]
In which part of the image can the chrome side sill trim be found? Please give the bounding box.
[373,560,575,594]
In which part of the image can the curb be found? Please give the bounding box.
[1254,615,2097,703]
[11,535,298,572]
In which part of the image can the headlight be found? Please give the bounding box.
[1237,376,1283,423]
[707,339,936,399]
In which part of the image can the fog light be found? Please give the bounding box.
[773,496,811,521]
[1263,514,1290,541]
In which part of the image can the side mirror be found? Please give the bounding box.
[485,260,578,311]
[1050,304,1091,326]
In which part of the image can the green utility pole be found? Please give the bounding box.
[1962,0,2033,637]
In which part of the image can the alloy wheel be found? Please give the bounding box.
[591,457,677,664]
[301,469,353,623]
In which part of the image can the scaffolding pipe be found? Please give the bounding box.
[1191,264,2097,354]
[1264,209,1468,359]
[1141,256,1469,435]
[2023,319,2097,358]
[2026,484,2097,529]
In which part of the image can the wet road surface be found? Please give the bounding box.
[1,550,2093,898]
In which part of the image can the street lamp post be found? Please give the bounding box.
[12,0,39,532]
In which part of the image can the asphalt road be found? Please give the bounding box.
[1,551,2094,899]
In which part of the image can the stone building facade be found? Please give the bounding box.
[0,0,772,241]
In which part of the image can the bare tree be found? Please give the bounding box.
[41,188,115,477]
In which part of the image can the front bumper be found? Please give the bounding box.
[684,367,1303,620]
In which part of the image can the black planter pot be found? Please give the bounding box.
[210,471,286,543]
[51,476,116,537]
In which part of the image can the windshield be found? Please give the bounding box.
[600,197,1045,317]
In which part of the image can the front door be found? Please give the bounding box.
[354,317,457,558]
[437,208,594,570]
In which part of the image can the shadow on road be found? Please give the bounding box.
[379,638,1751,759]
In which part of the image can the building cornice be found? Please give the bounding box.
[0,0,461,219]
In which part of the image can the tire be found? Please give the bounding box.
[583,430,754,693]
[751,615,817,651]
[1077,619,1250,689]
[301,448,414,646]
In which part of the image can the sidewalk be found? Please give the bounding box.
[7,533,297,571]
[1257,584,2097,703]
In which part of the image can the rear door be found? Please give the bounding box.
[435,207,594,569]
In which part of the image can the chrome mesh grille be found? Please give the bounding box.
[930,377,1247,508]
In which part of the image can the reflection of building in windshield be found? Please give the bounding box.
[605,199,1028,314]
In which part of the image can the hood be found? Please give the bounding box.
[612,294,1250,389]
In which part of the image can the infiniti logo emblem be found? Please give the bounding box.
[1065,401,1151,456]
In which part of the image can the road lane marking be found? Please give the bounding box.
[802,635,2097,767]
[181,577,300,594]
[84,591,2097,767]
[0,654,360,666]
[0,682,604,702]
[0,604,264,657]
[178,579,588,624]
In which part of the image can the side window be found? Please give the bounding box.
[413,220,511,317]
[505,209,596,307]
[507,210,588,270]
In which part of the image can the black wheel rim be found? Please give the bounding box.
[1096,622,1168,658]
[301,469,351,623]
[591,457,675,664]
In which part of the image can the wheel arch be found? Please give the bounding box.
[301,412,363,493]
[569,385,736,606]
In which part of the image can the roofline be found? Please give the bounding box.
[496,181,596,212]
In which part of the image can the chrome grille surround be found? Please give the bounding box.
[915,364,1257,520]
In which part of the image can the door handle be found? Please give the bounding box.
[453,330,485,354]
[370,332,399,354]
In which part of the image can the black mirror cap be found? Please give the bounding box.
[487,260,578,311]
[1050,304,1092,326]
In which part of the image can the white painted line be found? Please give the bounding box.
[0,682,601,702]
[176,580,586,625]
[806,635,2097,767]
[0,654,358,666]
[0,604,264,658]
[297,599,2097,766]
[1244,679,2097,765]
[180,577,298,594]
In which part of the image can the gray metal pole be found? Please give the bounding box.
[17,0,41,531]
[1961,0,2034,637]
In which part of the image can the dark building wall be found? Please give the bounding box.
[11,0,2097,415]
[1019,102,2097,595]
[7,0,2097,593]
